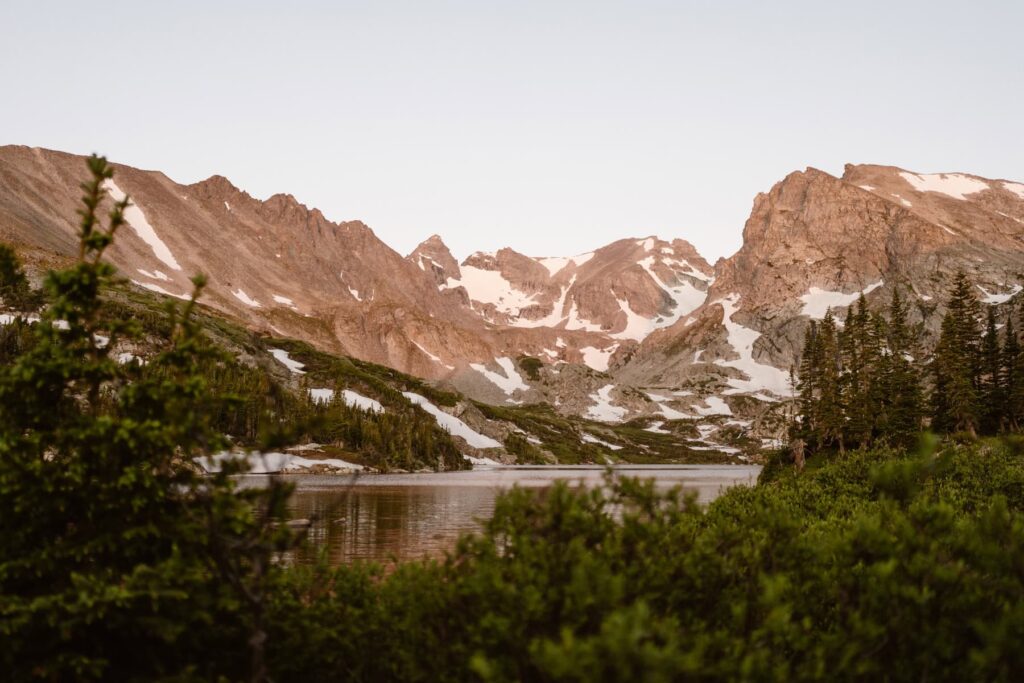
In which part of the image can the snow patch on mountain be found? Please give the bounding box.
[131,280,191,301]
[640,257,707,325]
[799,280,883,319]
[580,344,617,372]
[645,421,670,434]
[1002,182,1024,200]
[511,276,575,328]
[899,172,989,200]
[646,392,693,419]
[443,265,537,316]
[412,340,455,370]
[695,396,732,416]
[714,295,794,397]
[103,180,182,271]
[402,392,502,448]
[341,389,384,412]
[978,284,1023,304]
[464,454,503,467]
[565,301,604,332]
[202,451,362,474]
[308,388,383,413]
[611,296,651,341]
[137,268,170,281]
[232,289,261,308]
[471,357,530,395]
[309,388,334,404]
[582,433,623,450]
[535,251,592,275]
[585,384,626,422]
[269,348,305,374]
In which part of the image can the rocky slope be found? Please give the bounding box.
[2,145,1023,455]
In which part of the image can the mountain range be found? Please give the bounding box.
[2,145,1023,451]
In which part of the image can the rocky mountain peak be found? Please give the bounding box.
[408,234,461,287]
[190,174,245,199]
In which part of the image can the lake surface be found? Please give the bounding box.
[239,465,761,565]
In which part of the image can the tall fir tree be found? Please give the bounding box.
[1006,307,1024,430]
[980,306,1003,433]
[931,271,982,436]
[815,309,846,451]
[794,321,821,444]
[880,287,924,446]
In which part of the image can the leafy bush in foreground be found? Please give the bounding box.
[267,441,1024,682]
[0,156,291,682]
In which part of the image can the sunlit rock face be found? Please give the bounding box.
[619,164,1024,397]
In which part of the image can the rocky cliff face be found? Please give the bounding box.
[620,164,1024,406]
[2,145,1022,453]
[409,236,714,360]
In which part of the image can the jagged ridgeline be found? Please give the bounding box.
[0,243,741,468]
[791,274,1024,456]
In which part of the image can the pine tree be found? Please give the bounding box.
[931,271,982,436]
[841,295,883,448]
[794,321,821,445]
[0,243,41,311]
[816,310,846,451]
[880,287,924,446]
[980,306,1003,433]
[1005,311,1024,430]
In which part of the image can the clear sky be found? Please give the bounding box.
[2,1,1021,262]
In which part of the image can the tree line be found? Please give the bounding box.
[792,271,1024,457]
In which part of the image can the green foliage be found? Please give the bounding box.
[264,440,1024,682]
[517,355,544,381]
[932,271,983,435]
[0,156,289,681]
[504,431,549,464]
[0,243,42,311]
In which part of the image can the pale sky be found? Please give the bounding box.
[1,1,1021,262]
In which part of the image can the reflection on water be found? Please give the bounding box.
[237,465,760,565]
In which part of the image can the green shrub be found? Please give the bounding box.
[266,441,1024,682]
[0,156,290,681]
[517,355,543,381]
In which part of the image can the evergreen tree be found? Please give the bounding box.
[1005,311,1024,430]
[880,287,924,446]
[931,271,982,436]
[841,295,882,448]
[794,321,820,444]
[815,310,845,451]
[0,243,41,310]
[980,306,1003,433]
